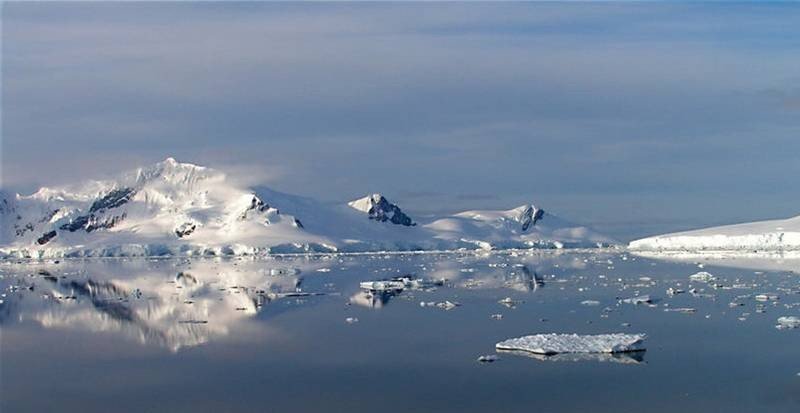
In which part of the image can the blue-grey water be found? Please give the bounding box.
[1,251,799,412]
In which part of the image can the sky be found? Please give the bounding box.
[2,2,800,241]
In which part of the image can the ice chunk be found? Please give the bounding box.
[270,268,300,276]
[663,307,696,314]
[477,355,498,363]
[689,271,715,282]
[666,287,684,296]
[776,316,800,329]
[755,294,779,302]
[496,333,646,355]
[498,297,522,308]
[581,300,601,306]
[420,300,460,310]
[620,295,652,305]
[437,301,460,310]
[359,280,405,292]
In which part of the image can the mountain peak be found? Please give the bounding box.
[130,157,218,189]
[510,204,544,231]
[0,160,613,258]
[348,193,415,227]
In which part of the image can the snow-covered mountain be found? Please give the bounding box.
[0,158,613,258]
[629,215,800,252]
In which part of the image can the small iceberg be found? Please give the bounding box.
[359,280,406,292]
[776,316,800,330]
[620,295,652,305]
[477,355,498,363]
[496,333,646,355]
[689,271,715,283]
[359,276,444,292]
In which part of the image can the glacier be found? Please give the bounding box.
[0,158,613,259]
[629,215,800,252]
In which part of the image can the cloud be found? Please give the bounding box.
[3,2,800,240]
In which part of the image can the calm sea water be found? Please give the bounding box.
[1,251,799,412]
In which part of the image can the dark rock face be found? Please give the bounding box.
[85,213,126,232]
[240,195,271,220]
[60,215,90,232]
[36,230,57,245]
[60,188,133,233]
[0,198,13,215]
[518,205,544,232]
[61,212,126,233]
[175,222,196,238]
[89,188,136,213]
[39,209,60,223]
[175,271,198,285]
[15,222,35,237]
[366,195,415,226]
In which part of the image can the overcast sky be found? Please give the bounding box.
[3,2,800,240]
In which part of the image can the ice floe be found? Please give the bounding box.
[776,316,800,329]
[495,333,646,355]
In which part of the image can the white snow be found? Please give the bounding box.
[347,194,382,214]
[0,158,613,258]
[495,333,646,355]
[629,215,800,252]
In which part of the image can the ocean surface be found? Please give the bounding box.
[2,251,799,412]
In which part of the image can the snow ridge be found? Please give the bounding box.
[629,215,800,252]
[0,158,613,258]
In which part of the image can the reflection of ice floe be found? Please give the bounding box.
[496,333,647,355]
[360,276,444,293]
[631,250,800,273]
[497,349,646,364]
[351,275,445,309]
[349,290,396,308]
[504,266,544,292]
[0,260,326,352]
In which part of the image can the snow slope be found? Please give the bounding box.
[629,215,800,252]
[0,158,613,258]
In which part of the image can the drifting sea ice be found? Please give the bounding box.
[495,333,646,355]
[776,316,800,329]
[359,280,405,292]
[620,295,652,305]
[477,355,498,363]
[689,271,716,283]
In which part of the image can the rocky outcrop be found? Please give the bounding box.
[516,205,544,231]
[36,230,57,245]
[89,188,136,213]
[348,194,415,226]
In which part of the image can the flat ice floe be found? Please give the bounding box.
[496,333,646,355]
